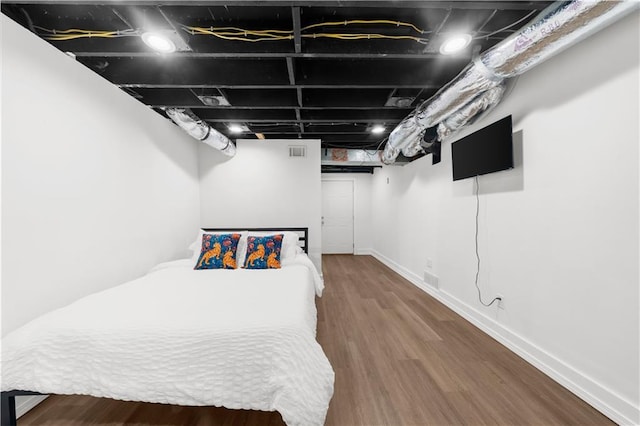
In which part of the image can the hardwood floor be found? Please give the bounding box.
[19,255,613,426]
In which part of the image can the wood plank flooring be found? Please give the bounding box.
[19,255,613,426]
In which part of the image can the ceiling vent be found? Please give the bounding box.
[198,95,231,107]
[289,145,306,158]
[385,96,415,107]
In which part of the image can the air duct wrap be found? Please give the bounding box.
[165,108,236,157]
[322,148,397,166]
[437,83,506,140]
[381,111,424,163]
[382,0,638,165]
[481,1,629,77]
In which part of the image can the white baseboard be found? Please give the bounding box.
[369,250,639,426]
[16,395,48,418]
[354,248,372,255]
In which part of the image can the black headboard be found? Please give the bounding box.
[201,227,308,254]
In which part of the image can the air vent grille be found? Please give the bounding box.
[385,96,415,107]
[198,95,231,107]
[289,145,306,158]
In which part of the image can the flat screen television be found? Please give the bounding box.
[451,115,513,181]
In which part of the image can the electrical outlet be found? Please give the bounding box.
[426,258,433,269]
[497,294,505,310]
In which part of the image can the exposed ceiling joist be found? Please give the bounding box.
[147,105,415,110]
[292,6,302,54]
[204,119,392,123]
[5,0,551,10]
[72,52,468,59]
[118,84,441,89]
[1,0,552,154]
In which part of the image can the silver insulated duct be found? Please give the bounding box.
[321,148,409,166]
[382,0,638,165]
[165,108,236,157]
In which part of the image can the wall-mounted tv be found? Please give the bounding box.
[451,115,513,181]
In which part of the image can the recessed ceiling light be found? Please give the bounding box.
[141,32,176,53]
[228,124,244,134]
[371,125,386,134]
[440,34,472,55]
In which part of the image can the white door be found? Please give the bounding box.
[322,180,354,254]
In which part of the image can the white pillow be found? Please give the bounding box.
[239,231,300,265]
[189,230,248,267]
[283,232,303,257]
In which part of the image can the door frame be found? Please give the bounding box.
[321,178,356,254]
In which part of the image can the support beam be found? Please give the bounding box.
[296,88,304,109]
[157,6,192,51]
[475,9,498,34]
[285,57,296,85]
[204,118,393,123]
[5,0,552,10]
[292,6,302,54]
[433,8,453,35]
[118,84,438,89]
[257,131,376,134]
[71,51,466,59]
[111,8,135,30]
[285,56,304,134]
[148,105,415,110]
[296,113,305,134]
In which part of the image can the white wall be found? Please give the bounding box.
[199,139,322,269]
[321,173,372,254]
[370,12,639,425]
[1,16,201,336]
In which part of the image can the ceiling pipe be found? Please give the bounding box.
[321,148,408,166]
[165,108,236,157]
[436,83,507,141]
[404,85,506,158]
[382,0,638,165]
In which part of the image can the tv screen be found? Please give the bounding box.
[451,115,513,181]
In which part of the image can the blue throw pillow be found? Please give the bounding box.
[243,234,283,269]
[194,233,241,270]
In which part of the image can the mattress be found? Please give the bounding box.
[1,254,334,426]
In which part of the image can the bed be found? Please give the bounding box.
[1,227,334,426]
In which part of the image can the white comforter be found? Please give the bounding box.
[2,255,334,426]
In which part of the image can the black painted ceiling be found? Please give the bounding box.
[2,1,553,150]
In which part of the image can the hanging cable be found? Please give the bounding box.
[182,17,432,43]
[474,175,502,307]
[34,11,543,45]
[301,19,428,34]
[361,136,389,155]
[37,12,538,45]
[183,26,293,42]
[473,9,537,40]
[35,25,140,41]
[301,33,428,44]
[183,25,429,43]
